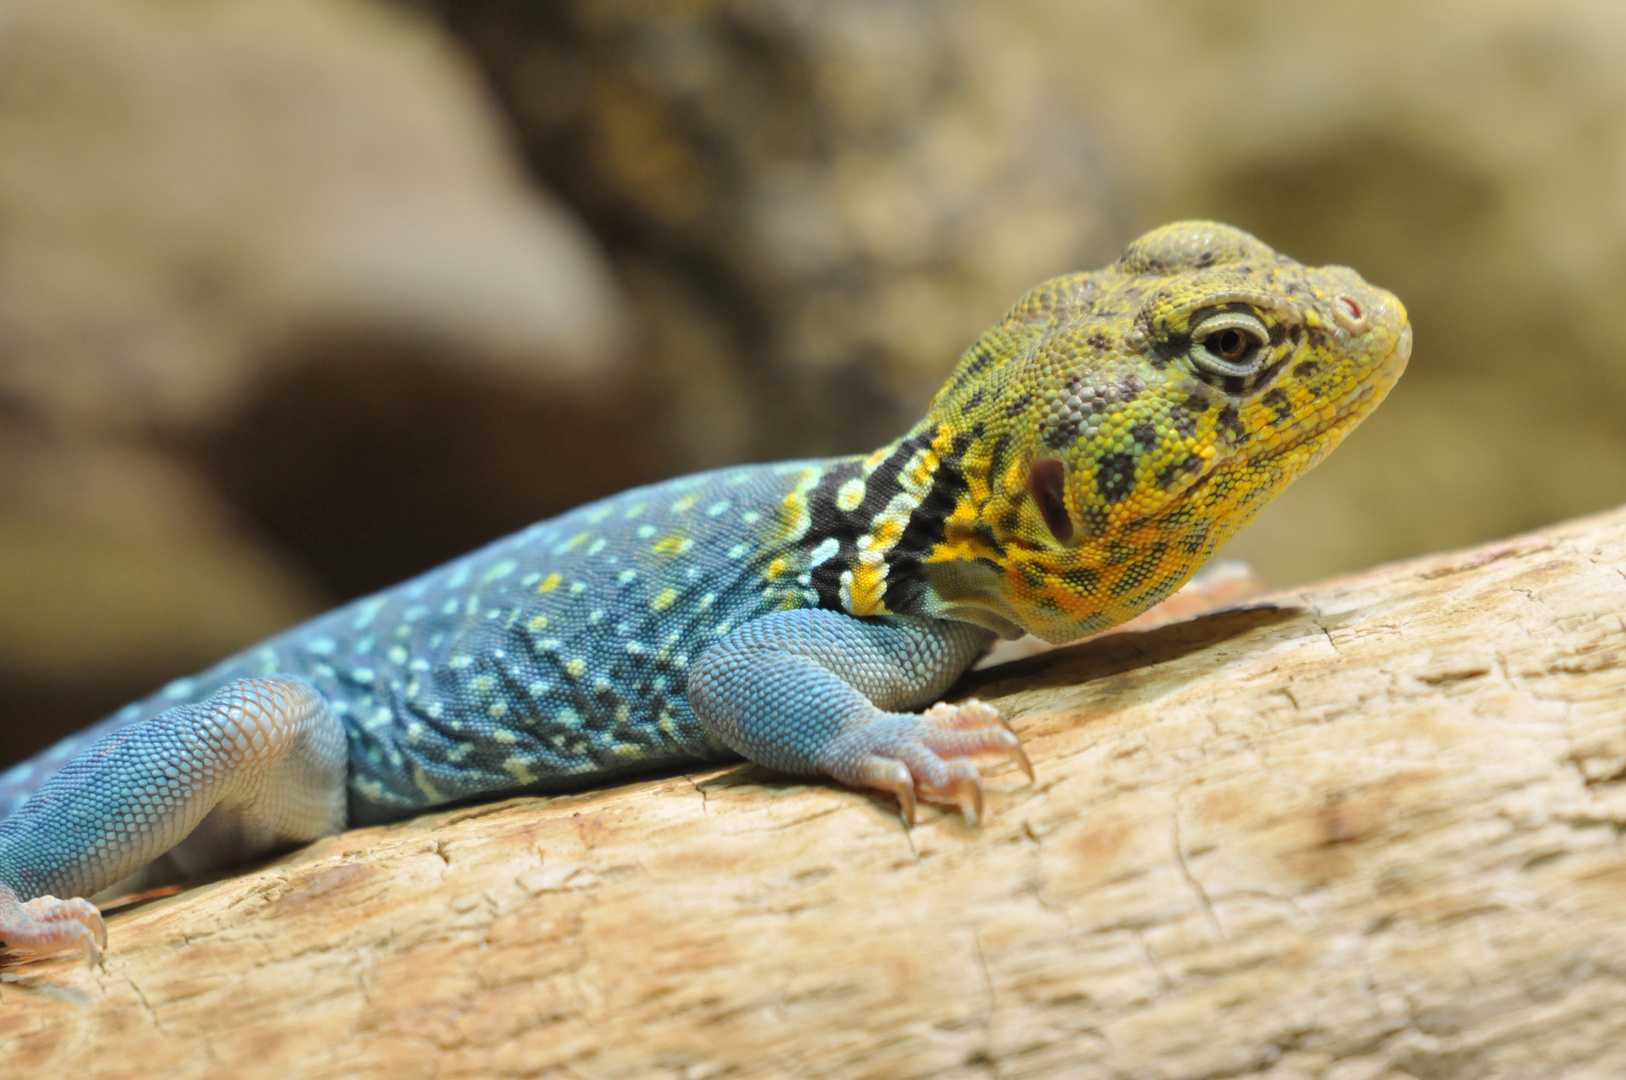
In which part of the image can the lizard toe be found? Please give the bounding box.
[0,884,107,968]
[820,704,1033,826]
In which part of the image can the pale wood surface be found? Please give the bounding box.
[5,506,1626,1079]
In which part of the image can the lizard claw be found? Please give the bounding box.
[0,884,107,968]
[937,759,985,826]
[849,758,920,826]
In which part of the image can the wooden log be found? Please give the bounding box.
[4,505,1626,1079]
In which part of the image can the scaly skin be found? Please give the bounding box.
[0,221,1409,966]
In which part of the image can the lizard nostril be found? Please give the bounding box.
[1334,295,1368,333]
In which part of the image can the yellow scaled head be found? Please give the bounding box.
[915,220,1411,643]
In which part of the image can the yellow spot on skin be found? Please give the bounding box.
[651,588,678,612]
[528,614,549,631]
[843,560,890,615]
[538,573,562,593]
[766,557,789,580]
[670,495,697,514]
[566,658,586,677]
[653,534,694,556]
[504,756,536,785]
[562,532,592,552]
[774,467,820,543]
[413,765,443,802]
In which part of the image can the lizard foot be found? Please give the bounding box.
[0,883,106,968]
[821,698,1033,827]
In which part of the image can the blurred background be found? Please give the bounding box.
[4,0,1625,769]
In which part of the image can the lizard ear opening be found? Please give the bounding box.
[1028,458,1074,544]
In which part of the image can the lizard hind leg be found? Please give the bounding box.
[0,676,348,966]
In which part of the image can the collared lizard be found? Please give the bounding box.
[0,221,1411,965]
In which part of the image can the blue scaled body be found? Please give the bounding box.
[0,424,1010,936]
[0,459,895,824]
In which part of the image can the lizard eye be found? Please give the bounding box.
[1028,458,1074,544]
[1190,311,1270,382]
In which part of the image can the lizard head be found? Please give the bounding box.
[912,220,1411,643]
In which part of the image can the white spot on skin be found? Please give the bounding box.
[352,599,386,630]
[808,536,840,568]
[306,638,336,656]
[163,679,196,700]
[728,544,749,559]
[707,501,730,517]
[618,569,638,584]
[637,524,656,539]
[836,477,867,512]
[588,538,608,557]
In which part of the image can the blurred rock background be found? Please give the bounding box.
[5,0,1626,768]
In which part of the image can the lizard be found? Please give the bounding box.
[0,221,1411,966]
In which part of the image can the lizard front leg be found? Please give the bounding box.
[0,676,347,966]
[688,610,1032,823]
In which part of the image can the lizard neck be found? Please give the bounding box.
[794,423,1004,628]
